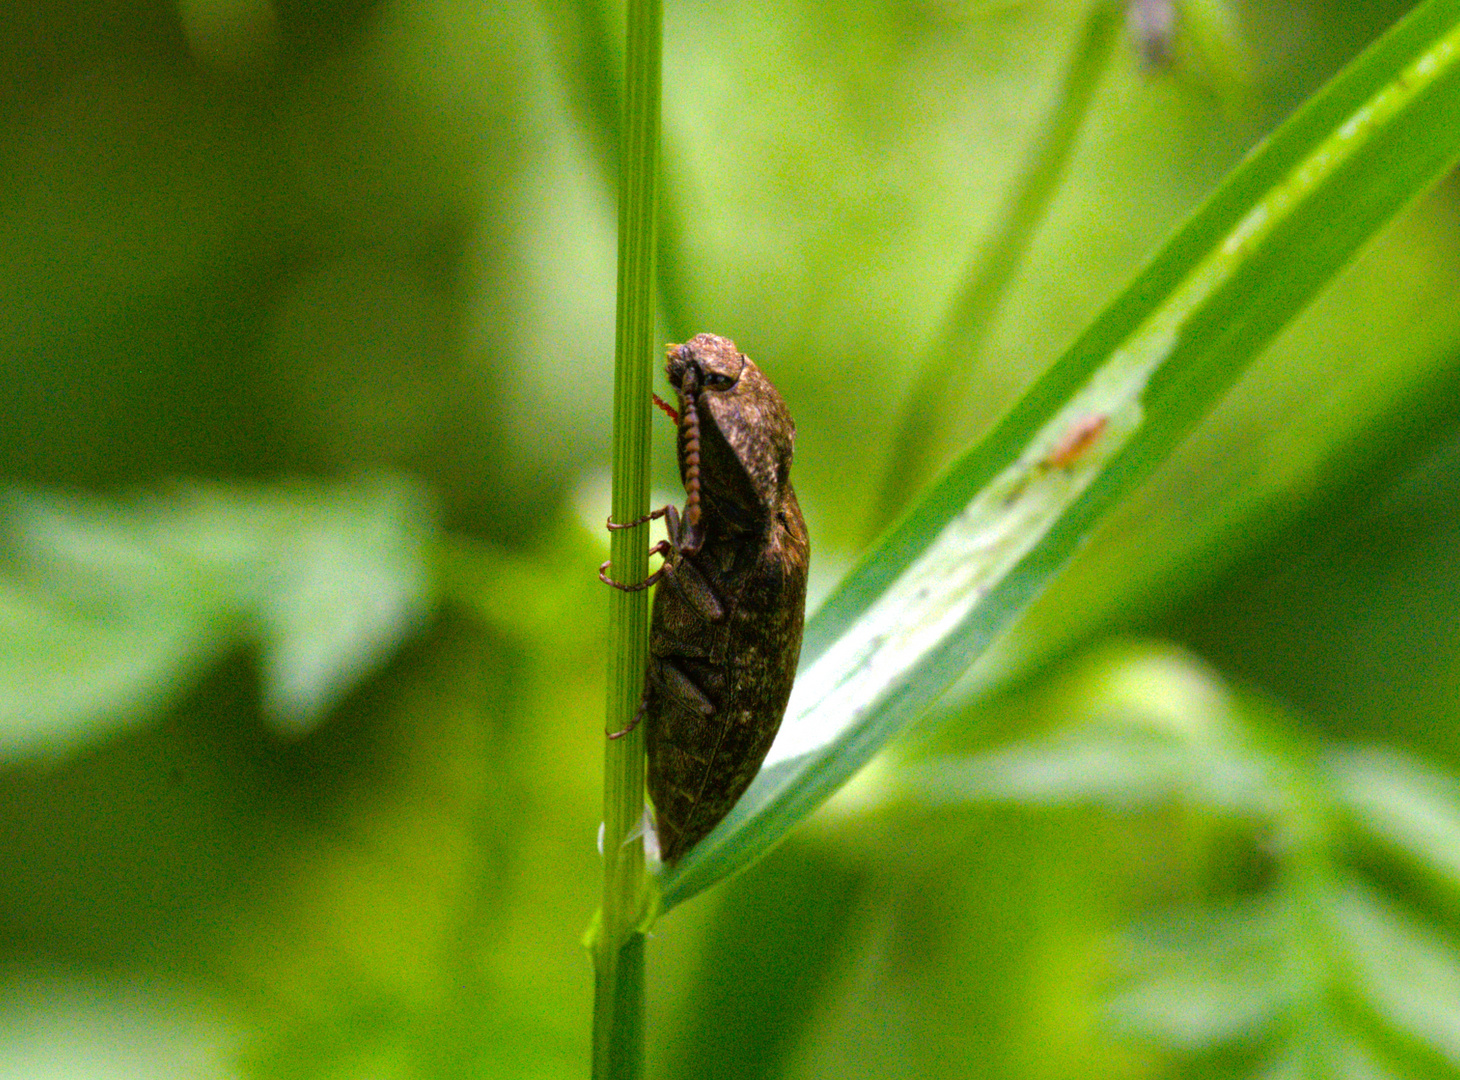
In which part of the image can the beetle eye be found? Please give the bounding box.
[703,371,736,390]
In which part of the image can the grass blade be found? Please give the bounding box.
[659,0,1460,908]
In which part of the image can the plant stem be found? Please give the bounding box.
[592,0,661,1075]
[865,0,1124,537]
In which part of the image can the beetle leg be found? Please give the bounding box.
[599,539,672,591]
[606,506,670,531]
[601,505,680,589]
[606,694,649,739]
[661,555,726,622]
[655,658,717,717]
[651,504,723,618]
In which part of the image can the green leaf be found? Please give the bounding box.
[658,0,1460,907]
[0,975,232,1079]
[888,644,1279,814]
[1256,1037,1407,1080]
[889,645,1460,1077]
[1107,899,1297,1050]
[1322,1039,1410,1080]
[1327,745,1460,895]
[901,736,1200,811]
[1330,879,1460,1066]
[0,474,437,758]
[897,729,1272,815]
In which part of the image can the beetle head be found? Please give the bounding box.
[665,334,795,530]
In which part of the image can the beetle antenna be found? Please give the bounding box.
[680,374,703,549]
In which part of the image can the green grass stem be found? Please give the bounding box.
[592,0,662,1075]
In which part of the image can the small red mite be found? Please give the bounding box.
[1044,414,1109,468]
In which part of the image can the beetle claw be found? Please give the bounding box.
[606,696,649,739]
[599,541,672,591]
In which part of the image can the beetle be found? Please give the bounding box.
[601,333,810,864]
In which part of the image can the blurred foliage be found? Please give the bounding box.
[2,0,1460,1078]
[887,644,1460,1077]
[0,475,434,753]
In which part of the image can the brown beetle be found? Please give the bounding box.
[601,333,810,864]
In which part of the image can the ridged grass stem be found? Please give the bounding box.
[592,0,662,1075]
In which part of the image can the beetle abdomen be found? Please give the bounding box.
[645,485,808,864]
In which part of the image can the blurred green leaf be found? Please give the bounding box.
[1107,899,1296,1050]
[900,729,1274,816]
[0,975,233,1080]
[1328,745,1460,894]
[904,734,1201,811]
[659,0,1460,909]
[903,641,1460,1080]
[225,590,604,1080]
[1331,880,1460,1066]
[1256,1036,1409,1080]
[0,473,436,758]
